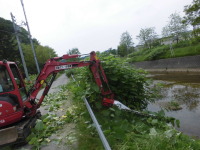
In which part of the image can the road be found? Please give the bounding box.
[37,73,69,115]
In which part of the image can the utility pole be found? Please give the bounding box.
[11,13,30,80]
[20,0,40,73]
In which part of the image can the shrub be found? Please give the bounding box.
[172,40,190,48]
[24,74,37,91]
[190,37,200,45]
[147,49,166,60]
[72,55,156,110]
[65,68,79,78]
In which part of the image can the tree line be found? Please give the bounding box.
[106,0,200,57]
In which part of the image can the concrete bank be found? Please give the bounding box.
[132,55,200,73]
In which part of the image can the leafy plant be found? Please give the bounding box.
[147,49,166,60]
[24,74,37,91]
[68,55,156,110]
[27,113,66,150]
[26,85,69,149]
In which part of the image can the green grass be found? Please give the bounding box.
[129,42,200,62]
[161,43,200,59]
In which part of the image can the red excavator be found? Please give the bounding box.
[0,51,115,146]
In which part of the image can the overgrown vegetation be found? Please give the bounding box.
[68,55,157,110]
[64,54,200,149]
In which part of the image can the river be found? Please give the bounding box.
[147,72,200,138]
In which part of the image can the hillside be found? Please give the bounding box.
[128,40,200,62]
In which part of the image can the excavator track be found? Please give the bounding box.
[0,111,41,147]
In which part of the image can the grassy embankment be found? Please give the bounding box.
[64,55,200,150]
[129,42,200,62]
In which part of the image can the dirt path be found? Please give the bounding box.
[16,73,76,150]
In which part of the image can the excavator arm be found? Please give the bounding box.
[28,51,114,109]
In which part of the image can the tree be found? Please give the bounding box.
[32,38,40,45]
[117,31,134,56]
[107,48,117,55]
[66,48,81,62]
[18,27,30,44]
[162,26,171,38]
[67,48,80,55]
[136,27,158,49]
[183,0,200,38]
[162,13,188,43]
[118,44,127,57]
[22,44,57,74]
[0,17,20,61]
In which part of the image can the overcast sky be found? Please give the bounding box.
[0,0,193,56]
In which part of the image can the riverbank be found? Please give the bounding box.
[133,55,200,73]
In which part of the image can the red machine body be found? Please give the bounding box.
[0,51,114,146]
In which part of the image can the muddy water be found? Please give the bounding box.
[148,72,200,138]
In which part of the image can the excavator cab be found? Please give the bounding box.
[0,61,27,128]
[0,61,30,146]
